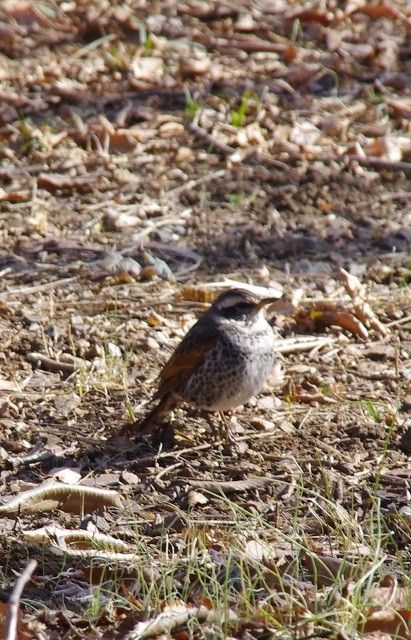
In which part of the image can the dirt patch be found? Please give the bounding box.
[0,0,410,638]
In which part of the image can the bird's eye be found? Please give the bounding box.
[221,302,254,318]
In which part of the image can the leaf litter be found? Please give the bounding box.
[0,0,410,638]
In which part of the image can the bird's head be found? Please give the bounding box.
[210,288,277,323]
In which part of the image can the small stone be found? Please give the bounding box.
[107,342,122,358]
[146,336,160,350]
[364,344,396,360]
[121,471,140,485]
[235,12,254,31]
[188,490,208,507]
[278,420,296,435]
[250,417,276,431]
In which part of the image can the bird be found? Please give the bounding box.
[134,288,277,441]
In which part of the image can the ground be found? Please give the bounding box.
[0,1,410,638]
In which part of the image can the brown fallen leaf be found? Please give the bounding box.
[124,601,238,640]
[0,593,33,640]
[361,608,411,638]
[294,303,369,339]
[301,552,359,588]
[285,390,337,404]
[386,98,411,120]
[340,268,366,298]
[285,8,331,25]
[353,2,411,25]
[0,188,30,202]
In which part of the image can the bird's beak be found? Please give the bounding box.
[258,297,278,309]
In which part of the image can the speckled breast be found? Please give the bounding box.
[181,321,275,411]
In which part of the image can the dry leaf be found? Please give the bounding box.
[340,268,366,298]
[50,468,81,485]
[361,608,411,637]
[367,137,402,162]
[353,301,389,336]
[0,600,32,640]
[294,303,369,339]
[0,482,123,515]
[180,280,282,303]
[124,601,237,639]
[22,526,134,560]
[302,552,359,587]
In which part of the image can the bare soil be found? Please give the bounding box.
[0,1,410,638]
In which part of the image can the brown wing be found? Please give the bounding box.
[153,317,218,400]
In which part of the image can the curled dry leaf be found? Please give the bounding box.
[361,608,411,638]
[339,268,388,336]
[50,468,81,485]
[294,303,369,339]
[340,268,365,298]
[353,301,389,337]
[180,58,210,77]
[0,482,123,516]
[180,280,282,304]
[352,2,411,24]
[358,581,411,640]
[124,601,238,640]
[386,98,411,120]
[367,137,402,162]
[22,526,135,560]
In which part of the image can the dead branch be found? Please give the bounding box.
[330,155,411,175]
[185,121,236,157]
[26,352,80,375]
[5,560,37,640]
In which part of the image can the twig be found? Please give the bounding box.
[166,169,226,199]
[386,314,411,328]
[68,33,117,60]
[130,212,191,243]
[375,191,411,202]
[26,352,83,375]
[0,164,44,178]
[29,178,38,218]
[186,121,236,157]
[5,560,37,640]
[328,154,411,175]
[7,276,78,295]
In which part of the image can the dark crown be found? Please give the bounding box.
[212,288,261,312]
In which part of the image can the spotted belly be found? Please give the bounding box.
[181,336,274,411]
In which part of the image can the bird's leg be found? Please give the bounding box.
[205,412,223,441]
[218,411,238,449]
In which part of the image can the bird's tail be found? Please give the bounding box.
[132,393,176,435]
